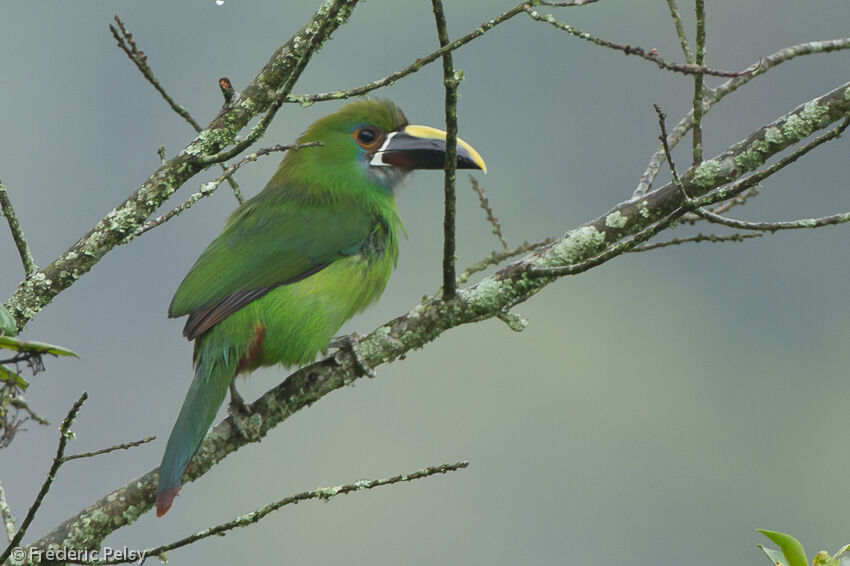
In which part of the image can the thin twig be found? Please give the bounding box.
[457,238,555,284]
[132,142,321,239]
[631,231,762,252]
[525,9,748,78]
[0,480,15,544]
[665,0,693,63]
[653,104,685,194]
[110,16,244,203]
[63,435,155,463]
[695,208,850,233]
[692,0,706,163]
[0,180,37,279]
[285,2,530,105]
[0,392,87,565]
[69,461,469,565]
[432,0,459,300]
[538,0,600,5]
[469,176,508,250]
[709,185,760,215]
[110,16,201,130]
[8,396,50,426]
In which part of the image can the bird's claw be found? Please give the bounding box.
[328,332,376,379]
[228,382,261,441]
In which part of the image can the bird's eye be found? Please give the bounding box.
[357,128,377,144]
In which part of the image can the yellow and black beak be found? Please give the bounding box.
[370,125,487,173]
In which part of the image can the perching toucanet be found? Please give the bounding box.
[156,99,486,516]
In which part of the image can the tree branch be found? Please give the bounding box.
[665,0,694,63]
[0,181,37,280]
[431,0,460,300]
[525,8,748,78]
[67,462,468,565]
[0,481,15,544]
[695,208,850,232]
[634,36,850,196]
[0,393,87,565]
[284,2,531,105]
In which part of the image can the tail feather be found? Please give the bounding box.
[156,339,237,516]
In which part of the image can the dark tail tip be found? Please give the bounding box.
[156,486,180,517]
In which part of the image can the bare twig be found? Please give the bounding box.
[631,231,762,252]
[665,0,694,63]
[285,2,530,105]
[634,36,850,196]
[538,0,600,5]
[68,462,469,565]
[0,393,87,565]
[692,0,706,163]
[709,185,760,215]
[653,104,685,194]
[0,180,37,279]
[432,0,459,300]
[132,142,321,239]
[110,16,245,203]
[469,176,508,250]
[695,208,850,233]
[8,396,50,426]
[0,480,15,543]
[63,435,155,463]
[525,9,748,78]
[457,238,555,284]
[111,16,201,130]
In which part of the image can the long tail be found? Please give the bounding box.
[155,335,237,516]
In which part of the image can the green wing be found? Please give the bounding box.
[170,196,374,339]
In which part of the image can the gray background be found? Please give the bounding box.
[2,1,850,564]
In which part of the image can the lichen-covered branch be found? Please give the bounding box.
[0,181,37,280]
[692,0,706,163]
[631,232,762,252]
[0,481,14,544]
[2,0,361,333]
[20,80,850,561]
[0,393,86,565]
[635,36,850,196]
[665,0,693,63]
[696,207,850,232]
[431,0,460,300]
[67,462,468,565]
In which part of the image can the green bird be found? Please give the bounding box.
[156,99,486,516]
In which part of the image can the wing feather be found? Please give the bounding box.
[169,195,374,339]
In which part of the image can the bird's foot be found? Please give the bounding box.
[229,381,251,416]
[328,332,376,379]
[228,382,261,442]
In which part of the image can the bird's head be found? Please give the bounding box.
[281,99,486,198]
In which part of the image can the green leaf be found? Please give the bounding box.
[759,545,790,566]
[0,365,29,390]
[758,530,808,566]
[0,336,79,358]
[0,305,15,336]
